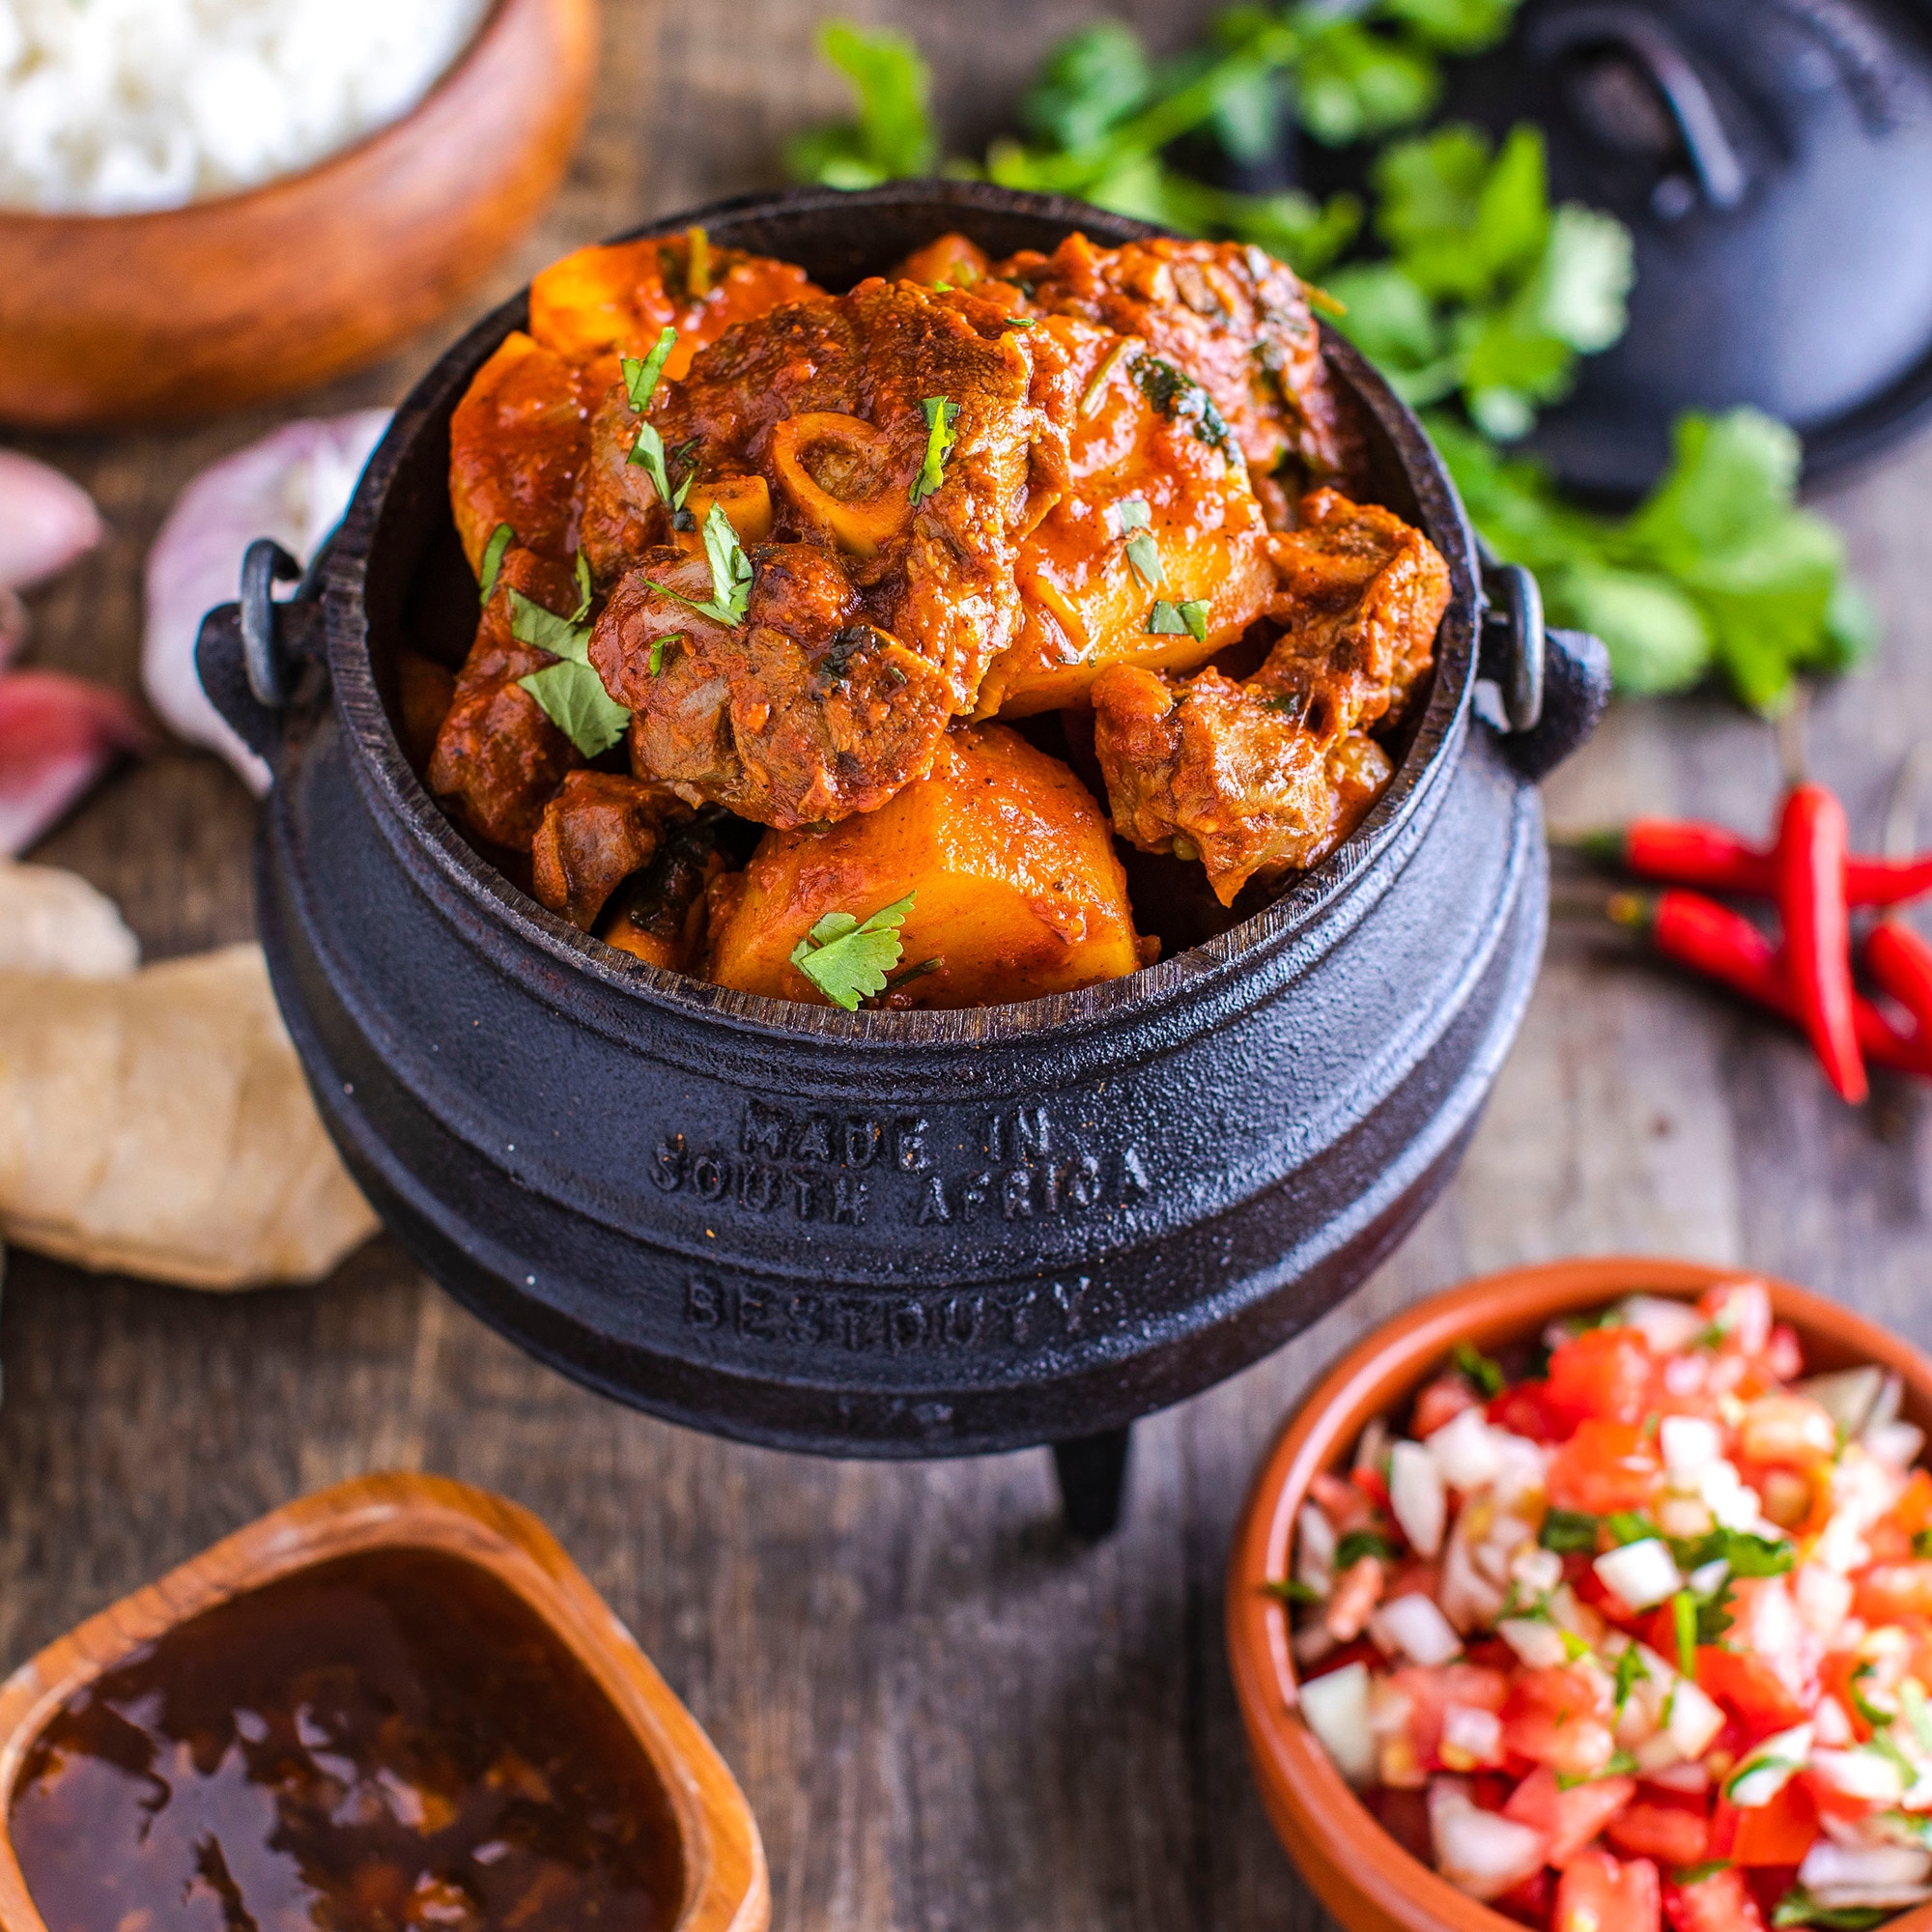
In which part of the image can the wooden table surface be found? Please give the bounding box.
[7,4,1931,1927]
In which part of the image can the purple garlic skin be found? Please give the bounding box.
[0,450,103,592]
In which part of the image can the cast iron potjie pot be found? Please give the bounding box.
[199,184,1609,1520]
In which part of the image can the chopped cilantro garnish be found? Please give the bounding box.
[910,395,960,505]
[1133,354,1234,454]
[478,522,513,604]
[1675,1862,1731,1888]
[1125,530,1164,589]
[1673,1589,1699,1676]
[1669,1526,1794,1579]
[1773,1888,1894,1931]
[698,500,753,624]
[1850,1662,1892,1731]
[628,421,697,514]
[1080,339,1133,417]
[1147,599,1209,641]
[1263,1577,1322,1605]
[789,893,915,1009]
[622,327,678,413]
[1453,1341,1505,1398]
[1539,1509,1599,1554]
[507,581,629,757]
[571,550,593,622]
[1914,1528,1932,1560]
[647,633,683,677]
[1117,497,1151,532]
[1869,1725,1918,1783]
[506,586,589,659]
[1334,1529,1402,1569]
[1605,1511,1657,1547]
[1612,1645,1648,1714]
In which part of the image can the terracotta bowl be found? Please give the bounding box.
[0,0,595,428]
[0,1470,768,1932]
[1225,1255,1932,1932]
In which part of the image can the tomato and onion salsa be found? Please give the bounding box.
[1282,1284,1932,1932]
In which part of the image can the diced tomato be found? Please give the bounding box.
[1893,1469,1932,1536]
[1762,1324,1803,1382]
[1555,1850,1662,1932]
[1413,1371,1481,1439]
[1352,1463,1392,1510]
[1708,1780,1818,1867]
[1695,1647,1809,1734]
[1607,1803,1710,1867]
[1741,1868,1797,1924]
[1854,1562,1932,1624]
[1548,1420,1665,1517]
[1498,1866,1556,1930]
[1548,1326,1659,1426]
[1492,1380,1568,1444]
[1502,1667,1617,1778]
[1390,1662,1509,1764]
[1699,1578,1816,1732]
[1817,1652,1877,1741]
[1664,1864,1767,1932]
[1363,1783,1432,1864]
[1300,1637,1381,1682]
[1466,1637,1519,1672]
[1505,1764,1636,1865]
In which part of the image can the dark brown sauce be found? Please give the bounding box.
[9,1548,683,1932]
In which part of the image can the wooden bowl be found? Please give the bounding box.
[1225,1255,1932,1932]
[0,1470,769,1932]
[0,0,595,428]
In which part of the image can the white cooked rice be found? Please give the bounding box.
[0,0,493,213]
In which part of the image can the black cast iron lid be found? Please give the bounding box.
[1443,0,1932,495]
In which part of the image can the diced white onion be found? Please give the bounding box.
[1595,1538,1683,1611]
[1299,1662,1377,1786]
[1430,1778,1549,1901]
[1371,1593,1463,1667]
[1814,1695,1855,1747]
[1867,1421,1927,1469]
[1427,1406,1503,1492]
[1510,1546,1565,1598]
[1687,1557,1731,1598]
[1811,1748,1907,1804]
[1645,1758,1710,1794]
[1796,1566,1854,1643]
[1389,1441,1447,1558]
[1727,1723,1812,1807]
[1356,1416,1391,1478]
[1661,1414,1723,1477]
[1666,1678,1726,1759]
[1800,1841,1932,1894]
[1499,1617,1573,1668]
[1296,1501,1336,1595]
[1616,1295,1708,1354]
[1440,1703,1505,1768]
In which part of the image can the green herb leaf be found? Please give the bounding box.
[910,395,960,506]
[1913,1528,1932,1560]
[572,550,593,624]
[517,660,630,758]
[1851,1663,1894,1731]
[1117,498,1151,532]
[784,21,937,189]
[1670,1527,1795,1580]
[507,587,591,664]
[1125,530,1164,589]
[1673,1589,1699,1677]
[696,501,753,626]
[1178,599,1209,642]
[1453,1341,1505,1399]
[1264,1577,1323,1605]
[478,522,513,604]
[1674,1862,1732,1888]
[647,633,682,677]
[1334,1529,1403,1570]
[1773,1888,1895,1932]
[1612,1645,1649,1715]
[1148,600,1187,636]
[1134,355,1234,454]
[1605,1511,1658,1548]
[1019,19,1152,152]
[1539,1508,1600,1554]
[788,892,915,1009]
[622,327,678,414]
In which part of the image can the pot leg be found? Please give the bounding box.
[1051,1426,1132,1540]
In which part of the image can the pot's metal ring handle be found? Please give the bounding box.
[1479,557,1612,783]
[195,536,330,765]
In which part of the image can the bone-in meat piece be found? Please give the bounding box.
[531,770,688,930]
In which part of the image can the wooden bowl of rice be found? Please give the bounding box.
[0,0,595,428]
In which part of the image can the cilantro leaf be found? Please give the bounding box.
[783,22,936,188]
[507,587,592,663]
[789,893,915,1009]
[1774,1888,1895,1931]
[1019,19,1151,151]
[695,500,753,626]
[910,395,960,506]
[1117,498,1151,532]
[571,550,593,623]
[1539,1509,1600,1554]
[1675,1862,1733,1888]
[1453,1340,1505,1398]
[1669,1527,1794,1579]
[1612,1645,1649,1714]
[478,522,513,604]
[517,660,630,759]
[1263,1577,1323,1605]
[622,327,678,414]
[628,421,696,514]
[1335,1529,1403,1569]
[1125,530,1164,588]
[1673,1588,1700,1675]
[1605,1511,1657,1547]
[1295,17,1438,148]
[1148,601,1187,636]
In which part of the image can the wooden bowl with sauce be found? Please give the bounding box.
[0,1470,767,1932]
[0,0,596,428]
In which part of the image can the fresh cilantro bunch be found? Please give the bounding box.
[790,894,915,1009]
[782,22,937,188]
[1432,408,1876,710]
[1322,123,1633,440]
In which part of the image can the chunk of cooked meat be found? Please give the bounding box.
[985,234,1359,485]
[892,232,993,288]
[527,228,824,394]
[530,771,689,929]
[599,814,727,971]
[426,549,582,852]
[1092,488,1452,905]
[449,330,595,574]
[1261,488,1453,738]
[704,724,1154,1009]
[584,277,1056,709]
[1093,667,1394,905]
[976,315,1274,717]
[590,545,954,827]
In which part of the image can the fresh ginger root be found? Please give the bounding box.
[0,933,378,1289]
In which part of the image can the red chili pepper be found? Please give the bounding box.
[1584,819,1932,906]
[1774,784,1867,1103]
[1866,922,1932,1037]
[1609,890,1930,1080]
